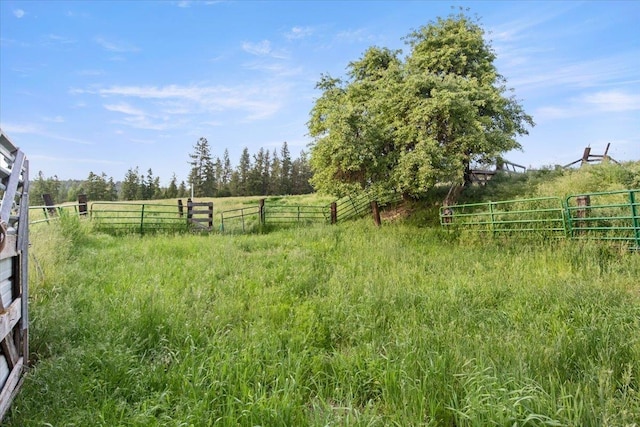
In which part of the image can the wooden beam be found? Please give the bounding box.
[0,298,20,342]
[0,357,24,422]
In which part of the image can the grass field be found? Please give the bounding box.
[5,205,640,425]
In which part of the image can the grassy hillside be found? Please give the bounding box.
[5,161,640,425]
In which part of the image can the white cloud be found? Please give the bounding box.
[335,28,375,44]
[582,90,640,112]
[285,26,314,40]
[30,155,123,165]
[13,9,25,18]
[1,123,39,134]
[0,122,92,144]
[104,103,146,116]
[43,34,76,45]
[95,37,140,53]
[242,40,272,56]
[77,69,105,76]
[43,116,65,123]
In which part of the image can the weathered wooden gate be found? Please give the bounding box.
[0,129,29,421]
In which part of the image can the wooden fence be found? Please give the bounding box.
[0,129,29,421]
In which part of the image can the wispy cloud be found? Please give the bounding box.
[30,154,124,165]
[77,69,105,76]
[129,138,156,145]
[582,90,640,112]
[104,103,146,116]
[334,28,375,44]
[43,34,76,45]
[0,122,92,144]
[242,40,272,56]
[43,115,65,123]
[534,89,640,121]
[103,102,172,130]
[285,26,314,40]
[172,1,222,7]
[95,37,140,53]
[75,82,288,124]
[13,9,25,18]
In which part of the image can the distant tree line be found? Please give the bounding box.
[29,140,313,205]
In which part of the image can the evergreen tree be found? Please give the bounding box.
[166,174,179,199]
[280,141,292,195]
[237,147,251,196]
[291,151,314,194]
[269,149,282,195]
[121,167,140,201]
[178,181,188,198]
[188,137,214,197]
[30,171,61,206]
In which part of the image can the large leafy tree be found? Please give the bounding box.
[308,13,534,197]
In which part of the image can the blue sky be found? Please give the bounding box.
[1,1,639,185]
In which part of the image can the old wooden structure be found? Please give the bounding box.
[186,199,214,231]
[0,129,29,421]
[563,143,619,168]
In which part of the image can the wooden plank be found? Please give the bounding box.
[0,356,8,390]
[0,235,16,261]
[1,334,18,369]
[189,217,212,223]
[0,298,20,342]
[0,259,11,282]
[0,150,25,222]
[0,279,11,310]
[0,358,23,422]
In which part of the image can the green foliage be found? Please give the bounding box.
[308,13,533,198]
[9,218,640,425]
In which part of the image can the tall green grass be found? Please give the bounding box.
[6,215,640,425]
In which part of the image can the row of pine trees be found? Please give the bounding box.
[30,139,313,205]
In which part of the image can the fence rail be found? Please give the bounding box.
[566,189,640,247]
[219,206,261,233]
[90,202,190,235]
[440,197,566,236]
[263,205,330,224]
[29,204,80,225]
[440,189,640,249]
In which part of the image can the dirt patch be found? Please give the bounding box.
[380,202,413,222]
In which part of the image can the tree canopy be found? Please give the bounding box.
[308,13,534,197]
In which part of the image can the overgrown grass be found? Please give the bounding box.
[7,215,640,425]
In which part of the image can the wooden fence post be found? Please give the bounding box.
[177,199,183,217]
[187,198,193,225]
[42,194,56,216]
[331,202,337,224]
[576,195,591,232]
[77,194,88,216]
[207,202,213,230]
[259,199,265,225]
[371,201,381,227]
